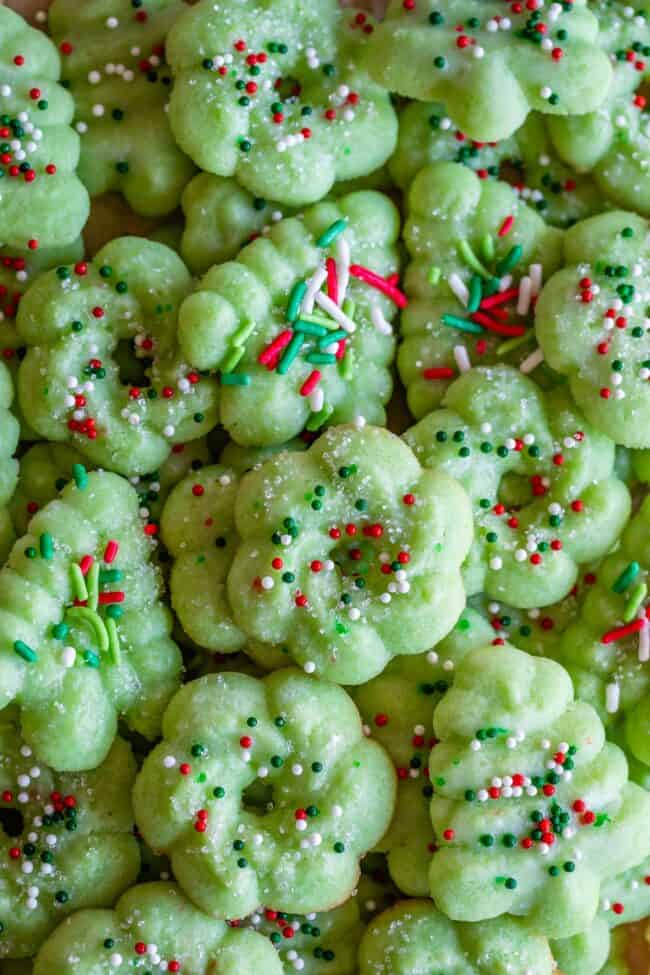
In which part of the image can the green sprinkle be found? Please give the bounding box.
[70,563,88,602]
[306,352,337,364]
[623,582,647,623]
[441,314,483,335]
[318,329,347,349]
[106,616,121,666]
[86,561,99,612]
[339,345,353,380]
[220,345,246,374]
[306,403,333,432]
[287,281,307,322]
[612,561,640,593]
[213,787,225,798]
[333,841,345,853]
[480,234,495,263]
[51,622,68,640]
[467,275,483,313]
[66,606,109,654]
[294,320,328,338]
[221,373,251,386]
[457,239,491,279]
[298,312,337,328]
[99,570,122,585]
[39,532,54,560]
[83,649,100,668]
[496,245,523,276]
[428,265,441,287]
[497,331,535,356]
[14,640,37,663]
[504,877,517,890]
[232,319,257,346]
[316,219,347,248]
[277,331,304,375]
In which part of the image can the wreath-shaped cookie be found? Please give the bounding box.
[397,162,564,420]
[166,0,398,206]
[535,210,650,447]
[0,469,182,772]
[47,0,196,217]
[134,670,396,919]
[426,643,650,938]
[364,0,613,141]
[178,191,400,447]
[0,8,89,251]
[404,363,630,609]
[15,237,219,476]
[0,712,139,960]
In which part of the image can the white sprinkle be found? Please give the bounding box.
[304,661,316,674]
[315,292,356,332]
[258,766,269,778]
[371,304,392,336]
[309,387,324,413]
[453,345,471,373]
[332,804,343,817]
[470,740,482,752]
[163,425,175,437]
[639,620,649,662]
[291,764,303,776]
[335,236,351,305]
[540,86,552,99]
[520,347,544,374]
[302,266,327,314]
[91,104,105,117]
[489,556,503,571]
[606,682,620,714]
[448,273,469,307]
[163,755,176,768]
[517,277,532,315]
[260,576,274,590]
[110,954,123,968]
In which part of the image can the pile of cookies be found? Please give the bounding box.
[1,0,650,972]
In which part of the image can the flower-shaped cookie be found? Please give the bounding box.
[352,607,494,896]
[398,162,564,420]
[226,424,472,683]
[404,363,630,608]
[16,237,219,476]
[166,0,397,206]
[391,102,602,229]
[556,493,650,768]
[547,0,650,216]
[179,192,400,447]
[0,469,182,771]
[535,210,650,447]
[47,0,196,217]
[32,882,282,975]
[0,711,139,959]
[134,670,396,919]
[365,0,613,141]
[358,899,554,975]
[427,643,650,938]
[0,8,89,250]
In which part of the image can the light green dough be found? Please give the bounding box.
[16,237,219,476]
[547,0,650,216]
[0,710,140,959]
[0,469,182,771]
[47,0,196,217]
[219,437,307,474]
[179,190,400,447]
[352,608,494,896]
[427,643,650,938]
[398,162,564,420]
[404,363,630,608]
[365,0,613,141]
[0,8,89,250]
[166,0,397,206]
[226,423,472,684]
[134,670,396,918]
[0,361,19,564]
[358,899,554,975]
[556,493,650,767]
[535,210,650,447]
[32,881,283,975]
[390,102,602,228]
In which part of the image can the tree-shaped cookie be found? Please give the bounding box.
[391,102,601,229]
[47,0,196,217]
[134,670,396,919]
[352,607,494,896]
[15,238,219,476]
[398,162,564,421]
[178,191,400,447]
[166,0,398,206]
[364,0,613,141]
[226,423,472,684]
[547,0,650,217]
[404,363,630,609]
[32,882,283,975]
[535,210,650,447]
[358,899,554,975]
[0,8,89,251]
[0,711,139,960]
[556,493,650,769]
[426,643,650,938]
[0,469,182,772]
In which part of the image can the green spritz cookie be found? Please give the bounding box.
[32,881,283,975]
[553,849,650,975]
[0,469,182,772]
[0,361,19,564]
[47,0,196,218]
[358,899,554,975]
[166,0,397,207]
[364,0,613,141]
[426,642,650,938]
[404,363,630,608]
[352,608,494,897]
[556,493,650,767]
[15,237,219,477]
[535,211,650,447]
[178,194,400,447]
[0,710,139,959]
[134,670,396,918]
[547,0,650,217]
[398,162,564,420]
[0,8,89,251]
[390,102,601,228]
[226,423,472,683]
